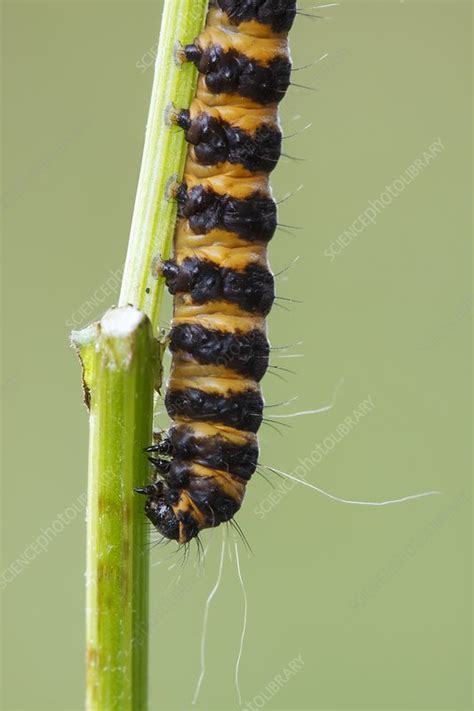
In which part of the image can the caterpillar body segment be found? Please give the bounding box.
[140,0,296,544]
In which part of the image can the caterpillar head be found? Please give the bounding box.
[137,480,203,544]
[137,481,180,541]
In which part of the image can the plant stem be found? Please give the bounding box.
[119,0,209,330]
[73,307,157,711]
[72,2,209,708]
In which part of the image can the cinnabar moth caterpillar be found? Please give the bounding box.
[137,0,296,544]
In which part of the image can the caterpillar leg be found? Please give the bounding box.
[144,431,173,457]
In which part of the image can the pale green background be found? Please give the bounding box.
[1,1,472,709]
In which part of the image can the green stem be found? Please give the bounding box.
[119,0,209,329]
[72,2,209,708]
[73,307,157,711]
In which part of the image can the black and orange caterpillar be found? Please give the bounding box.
[137,0,296,544]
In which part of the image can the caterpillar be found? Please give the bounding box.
[136,0,296,544]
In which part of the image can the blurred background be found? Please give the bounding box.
[1,1,472,709]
